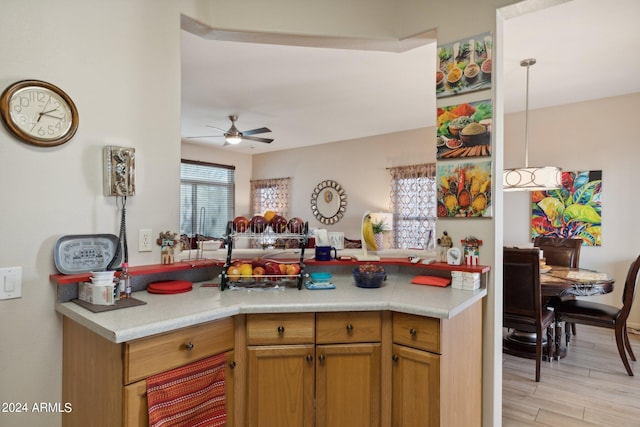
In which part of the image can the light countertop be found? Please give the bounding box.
[56,272,486,344]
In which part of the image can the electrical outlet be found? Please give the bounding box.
[139,229,153,252]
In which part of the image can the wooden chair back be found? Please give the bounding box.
[503,247,542,325]
[620,255,640,322]
[533,237,582,268]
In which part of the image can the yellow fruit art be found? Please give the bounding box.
[263,210,276,223]
[240,264,253,278]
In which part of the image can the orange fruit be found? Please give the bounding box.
[264,210,277,223]
[228,267,241,282]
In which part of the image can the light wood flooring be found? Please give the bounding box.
[503,325,640,426]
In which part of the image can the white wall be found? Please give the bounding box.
[503,92,640,326]
[0,1,183,426]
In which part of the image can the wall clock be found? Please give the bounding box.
[310,180,347,225]
[0,79,79,147]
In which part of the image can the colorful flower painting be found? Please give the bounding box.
[531,170,602,246]
[437,160,492,218]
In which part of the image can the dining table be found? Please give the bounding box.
[503,265,615,360]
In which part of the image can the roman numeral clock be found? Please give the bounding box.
[0,80,78,147]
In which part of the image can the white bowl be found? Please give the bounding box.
[91,271,115,278]
[90,277,114,285]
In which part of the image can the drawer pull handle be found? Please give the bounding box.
[306,354,313,362]
[185,342,194,351]
[409,328,417,337]
[229,361,236,369]
[392,354,399,362]
[319,354,326,363]
[346,323,353,333]
[277,325,285,334]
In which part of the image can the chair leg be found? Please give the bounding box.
[565,321,571,346]
[615,325,634,376]
[535,337,542,382]
[546,326,554,361]
[623,323,636,361]
[571,322,577,336]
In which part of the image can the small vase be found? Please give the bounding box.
[374,233,384,251]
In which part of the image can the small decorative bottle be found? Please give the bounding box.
[119,262,131,299]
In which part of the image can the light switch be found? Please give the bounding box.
[0,267,22,300]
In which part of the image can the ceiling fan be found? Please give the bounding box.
[187,115,273,145]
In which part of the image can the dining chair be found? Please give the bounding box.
[503,247,556,382]
[554,254,640,376]
[534,237,582,338]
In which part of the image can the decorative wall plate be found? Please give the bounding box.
[310,180,347,224]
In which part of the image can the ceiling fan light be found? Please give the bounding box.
[503,166,562,192]
[225,134,242,144]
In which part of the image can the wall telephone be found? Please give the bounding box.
[103,145,135,197]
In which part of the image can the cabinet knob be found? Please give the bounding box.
[346,323,353,333]
[184,341,194,351]
[392,354,399,362]
[229,361,236,369]
[319,354,326,363]
[409,328,417,337]
[306,354,313,363]
[277,325,285,334]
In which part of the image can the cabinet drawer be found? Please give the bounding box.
[392,312,440,354]
[124,317,234,384]
[246,312,315,345]
[316,311,381,344]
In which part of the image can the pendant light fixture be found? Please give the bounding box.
[503,58,562,192]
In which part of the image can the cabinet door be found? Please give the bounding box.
[391,344,440,427]
[122,350,236,427]
[247,344,315,427]
[316,343,381,427]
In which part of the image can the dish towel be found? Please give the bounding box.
[147,353,227,427]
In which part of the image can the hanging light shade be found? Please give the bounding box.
[503,58,562,192]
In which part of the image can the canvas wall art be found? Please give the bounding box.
[531,170,602,246]
[437,160,492,218]
[436,32,492,98]
[436,99,492,160]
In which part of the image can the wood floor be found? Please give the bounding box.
[503,325,640,426]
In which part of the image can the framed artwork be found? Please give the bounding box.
[436,160,492,218]
[436,32,492,98]
[436,99,492,160]
[531,170,602,246]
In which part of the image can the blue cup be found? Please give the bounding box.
[315,246,337,261]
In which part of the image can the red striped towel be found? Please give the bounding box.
[147,353,227,427]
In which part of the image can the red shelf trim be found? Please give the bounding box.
[51,258,489,285]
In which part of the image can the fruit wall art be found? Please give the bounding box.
[437,160,492,218]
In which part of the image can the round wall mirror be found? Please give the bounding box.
[310,180,347,224]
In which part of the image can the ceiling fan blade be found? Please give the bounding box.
[205,125,227,133]
[243,135,273,144]
[242,127,271,136]
[186,135,223,139]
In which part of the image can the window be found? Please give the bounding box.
[388,163,437,249]
[180,160,235,239]
[250,177,291,217]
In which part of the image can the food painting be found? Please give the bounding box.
[437,160,492,218]
[531,170,602,246]
[437,99,492,160]
[436,32,492,98]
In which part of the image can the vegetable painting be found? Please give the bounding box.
[531,170,602,246]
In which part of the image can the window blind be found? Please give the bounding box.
[180,160,235,239]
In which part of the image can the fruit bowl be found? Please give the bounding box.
[352,265,386,288]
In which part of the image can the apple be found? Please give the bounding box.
[278,263,288,274]
[270,215,288,233]
[263,210,277,223]
[251,257,268,269]
[253,266,266,279]
[232,216,249,232]
[227,266,241,282]
[286,263,301,277]
[249,215,267,233]
[265,263,281,278]
[287,217,305,234]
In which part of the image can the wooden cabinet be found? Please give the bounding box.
[391,301,482,427]
[62,317,235,427]
[244,311,383,427]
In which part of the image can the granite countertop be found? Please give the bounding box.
[56,271,486,344]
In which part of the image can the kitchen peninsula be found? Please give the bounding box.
[56,259,487,427]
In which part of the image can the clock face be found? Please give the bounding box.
[0,80,78,147]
